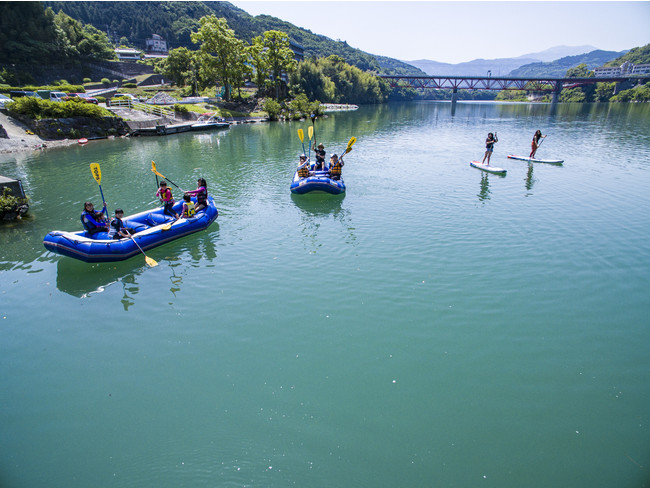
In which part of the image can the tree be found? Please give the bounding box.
[565,63,593,78]
[260,30,297,100]
[163,47,197,88]
[190,15,245,102]
[247,35,270,95]
[594,82,616,102]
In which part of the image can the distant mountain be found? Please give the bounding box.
[517,45,599,62]
[405,45,600,77]
[509,50,626,78]
[405,57,540,77]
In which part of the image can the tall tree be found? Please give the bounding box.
[190,15,245,102]
[261,30,297,100]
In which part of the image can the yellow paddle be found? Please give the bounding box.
[129,235,158,267]
[297,129,307,156]
[89,163,107,212]
[341,136,357,157]
[151,160,185,191]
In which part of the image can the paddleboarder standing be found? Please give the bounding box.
[481,132,498,166]
[530,130,546,158]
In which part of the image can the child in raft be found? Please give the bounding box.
[108,208,134,239]
[184,178,208,212]
[181,194,196,218]
[156,181,179,219]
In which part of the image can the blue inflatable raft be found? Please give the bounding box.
[43,196,218,263]
[290,168,345,195]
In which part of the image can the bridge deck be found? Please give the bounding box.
[380,75,633,91]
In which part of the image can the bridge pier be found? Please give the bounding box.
[451,88,458,115]
[552,83,562,104]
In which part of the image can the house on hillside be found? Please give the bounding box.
[115,48,142,62]
[290,40,304,63]
[145,34,168,56]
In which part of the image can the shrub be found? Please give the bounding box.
[101,78,111,86]
[263,99,281,120]
[123,83,137,88]
[173,104,188,113]
[0,187,28,217]
[83,78,92,84]
[8,97,109,119]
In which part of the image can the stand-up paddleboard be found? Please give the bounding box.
[470,161,507,175]
[508,154,563,164]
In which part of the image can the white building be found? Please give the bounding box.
[595,61,650,78]
[115,48,142,62]
[145,34,168,55]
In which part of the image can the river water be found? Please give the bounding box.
[1,101,649,487]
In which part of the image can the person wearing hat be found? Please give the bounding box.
[329,153,344,180]
[313,143,326,171]
[108,208,134,239]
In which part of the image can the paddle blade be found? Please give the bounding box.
[145,255,158,267]
[308,126,313,140]
[90,163,102,184]
[347,136,357,149]
[297,129,304,142]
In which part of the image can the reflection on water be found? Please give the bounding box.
[54,227,220,307]
[477,173,490,202]
[525,162,536,192]
[291,192,357,251]
[56,257,143,308]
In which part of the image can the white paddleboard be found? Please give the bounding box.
[470,160,506,175]
[508,154,564,164]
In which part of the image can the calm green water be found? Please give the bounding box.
[1,101,649,488]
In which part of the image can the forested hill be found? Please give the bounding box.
[508,50,626,78]
[603,44,650,67]
[44,1,424,76]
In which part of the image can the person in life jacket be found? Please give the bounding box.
[108,208,134,239]
[182,194,196,218]
[297,154,310,178]
[185,178,208,212]
[313,143,326,170]
[81,201,108,235]
[156,181,179,218]
[329,153,344,180]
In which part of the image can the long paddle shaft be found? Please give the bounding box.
[151,161,186,192]
[130,235,158,267]
[308,126,314,159]
[90,163,108,216]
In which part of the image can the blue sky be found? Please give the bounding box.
[229,1,650,64]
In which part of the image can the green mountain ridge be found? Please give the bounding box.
[44,0,425,76]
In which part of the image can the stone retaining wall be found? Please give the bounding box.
[11,113,129,139]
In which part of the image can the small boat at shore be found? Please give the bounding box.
[43,196,218,263]
[290,167,345,195]
[191,112,230,131]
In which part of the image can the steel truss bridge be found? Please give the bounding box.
[379,75,631,97]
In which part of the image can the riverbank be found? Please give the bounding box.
[0,111,80,154]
